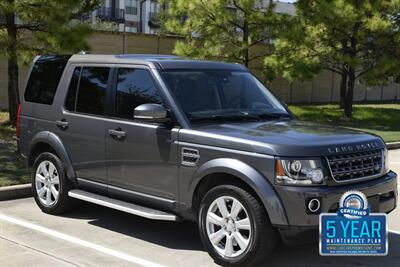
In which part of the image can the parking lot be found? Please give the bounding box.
[1,149,399,267]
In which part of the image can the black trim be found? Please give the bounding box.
[109,185,176,212]
[63,66,82,112]
[77,178,107,195]
[106,67,117,117]
[108,184,175,204]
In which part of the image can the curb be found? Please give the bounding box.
[386,142,400,150]
[0,184,32,201]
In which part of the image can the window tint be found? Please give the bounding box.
[217,73,268,109]
[75,67,109,115]
[24,55,70,105]
[115,68,162,119]
[65,67,81,111]
[161,70,287,120]
[162,72,219,113]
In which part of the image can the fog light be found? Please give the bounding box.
[308,198,321,213]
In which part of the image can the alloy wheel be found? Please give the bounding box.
[206,196,252,258]
[35,160,60,206]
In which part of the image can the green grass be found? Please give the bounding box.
[289,103,400,142]
[0,111,16,142]
[0,142,31,186]
[0,111,30,187]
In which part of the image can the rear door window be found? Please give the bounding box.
[74,67,110,116]
[24,55,70,105]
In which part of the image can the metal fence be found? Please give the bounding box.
[95,7,125,23]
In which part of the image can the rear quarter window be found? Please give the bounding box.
[24,55,71,105]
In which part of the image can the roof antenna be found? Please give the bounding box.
[78,50,89,55]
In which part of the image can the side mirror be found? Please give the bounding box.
[134,103,169,122]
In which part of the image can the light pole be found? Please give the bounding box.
[122,9,126,54]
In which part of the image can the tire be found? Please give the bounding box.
[198,185,277,267]
[32,152,75,214]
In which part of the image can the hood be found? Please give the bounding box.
[180,120,385,157]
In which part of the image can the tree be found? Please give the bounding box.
[265,0,400,118]
[162,0,288,69]
[0,0,100,125]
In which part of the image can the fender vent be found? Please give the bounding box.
[181,148,200,166]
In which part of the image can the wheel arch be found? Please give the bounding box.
[190,158,288,226]
[28,131,76,183]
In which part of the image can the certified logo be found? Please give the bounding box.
[320,191,387,256]
[338,191,369,219]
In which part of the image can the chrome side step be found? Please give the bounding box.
[68,189,179,221]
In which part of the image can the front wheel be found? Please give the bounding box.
[198,185,277,267]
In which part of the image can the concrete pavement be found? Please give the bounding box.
[0,150,399,267]
[388,149,400,232]
[390,149,400,174]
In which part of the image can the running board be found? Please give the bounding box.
[68,189,179,221]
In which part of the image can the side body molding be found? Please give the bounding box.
[28,131,76,181]
[190,158,288,226]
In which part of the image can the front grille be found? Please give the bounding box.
[326,149,383,182]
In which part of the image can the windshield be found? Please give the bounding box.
[161,70,290,123]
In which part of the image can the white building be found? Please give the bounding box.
[92,0,164,34]
[91,0,295,34]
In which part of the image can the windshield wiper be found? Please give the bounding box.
[251,112,292,120]
[188,112,291,123]
[188,114,259,122]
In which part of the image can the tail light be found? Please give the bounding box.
[16,103,21,138]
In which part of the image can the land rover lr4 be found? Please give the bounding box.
[18,54,398,267]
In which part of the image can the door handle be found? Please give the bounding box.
[108,128,126,140]
[56,119,69,129]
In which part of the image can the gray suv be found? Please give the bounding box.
[18,54,397,267]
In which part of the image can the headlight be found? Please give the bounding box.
[384,147,390,174]
[275,158,327,186]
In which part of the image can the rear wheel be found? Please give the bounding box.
[32,152,74,214]
[198,185,277,267]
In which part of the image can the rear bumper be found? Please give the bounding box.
[274,171,398,228]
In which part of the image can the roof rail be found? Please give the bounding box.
[115,54,181,60]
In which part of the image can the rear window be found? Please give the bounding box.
[24,55,71,105]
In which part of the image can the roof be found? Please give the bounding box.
[67,54,247,71]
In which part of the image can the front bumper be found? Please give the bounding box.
[274,171,398,227]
